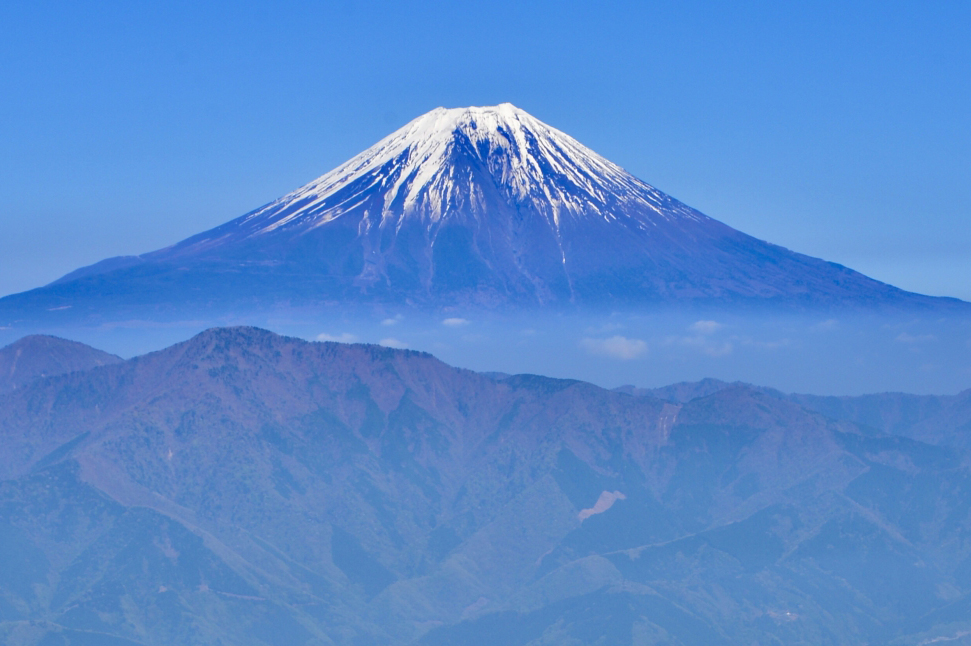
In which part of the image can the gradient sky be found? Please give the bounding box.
[2,0,969,299]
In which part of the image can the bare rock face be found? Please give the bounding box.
[0,334,121,394]
[1,105,964,325]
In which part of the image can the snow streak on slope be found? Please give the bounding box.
[233,103,707,239]
[21,103,966,314]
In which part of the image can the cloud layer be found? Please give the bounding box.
[581,335,648,360]
[316,332,358,343]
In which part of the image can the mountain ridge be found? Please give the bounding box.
[0,334,122,394]
[3,327,971,644]
[1,104,966,325]
[619,377,971,450]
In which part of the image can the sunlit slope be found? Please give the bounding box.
[2,104,965,325]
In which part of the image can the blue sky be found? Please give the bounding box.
[1,0,969,299]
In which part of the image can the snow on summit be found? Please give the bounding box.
[231,103,707,239]
[22,103,960,312]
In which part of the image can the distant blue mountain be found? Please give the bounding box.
[3,327,971,644]
[1,104,965,324]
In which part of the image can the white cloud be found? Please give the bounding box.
[740,337,790,351]
[442,317,470,327]
[689,320,723,335]
[664,335,734,357]
[316,332,358,343]
[585,322,625,334]
[896,332,936,343]
[379,338,408,349]
[812,319,839,332]
[581,335,648,360]
[381,315,403,326]
[701,342,734,357]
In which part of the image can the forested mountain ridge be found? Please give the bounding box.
[1,327,970,645]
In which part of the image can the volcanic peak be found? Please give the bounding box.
[225,103,706,241]
[5,104,965,315]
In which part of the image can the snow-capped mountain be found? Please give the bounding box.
[187,103,707,241]
[3,104,966,317]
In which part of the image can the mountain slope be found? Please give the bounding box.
[0,335,122,394]
[623,378,971,451]
[2,328,971,644]
[1,104,964,324]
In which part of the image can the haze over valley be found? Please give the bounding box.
[1,105,967,396]
[3,328,971,645]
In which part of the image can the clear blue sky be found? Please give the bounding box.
[2,0,969,299]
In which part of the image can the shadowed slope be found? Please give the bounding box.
[2,328,971,644]
[1,105,966,325]
[0,335,121,394]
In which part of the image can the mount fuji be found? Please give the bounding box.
[1,104,964,323]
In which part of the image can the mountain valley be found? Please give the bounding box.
[2,329,971,645]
